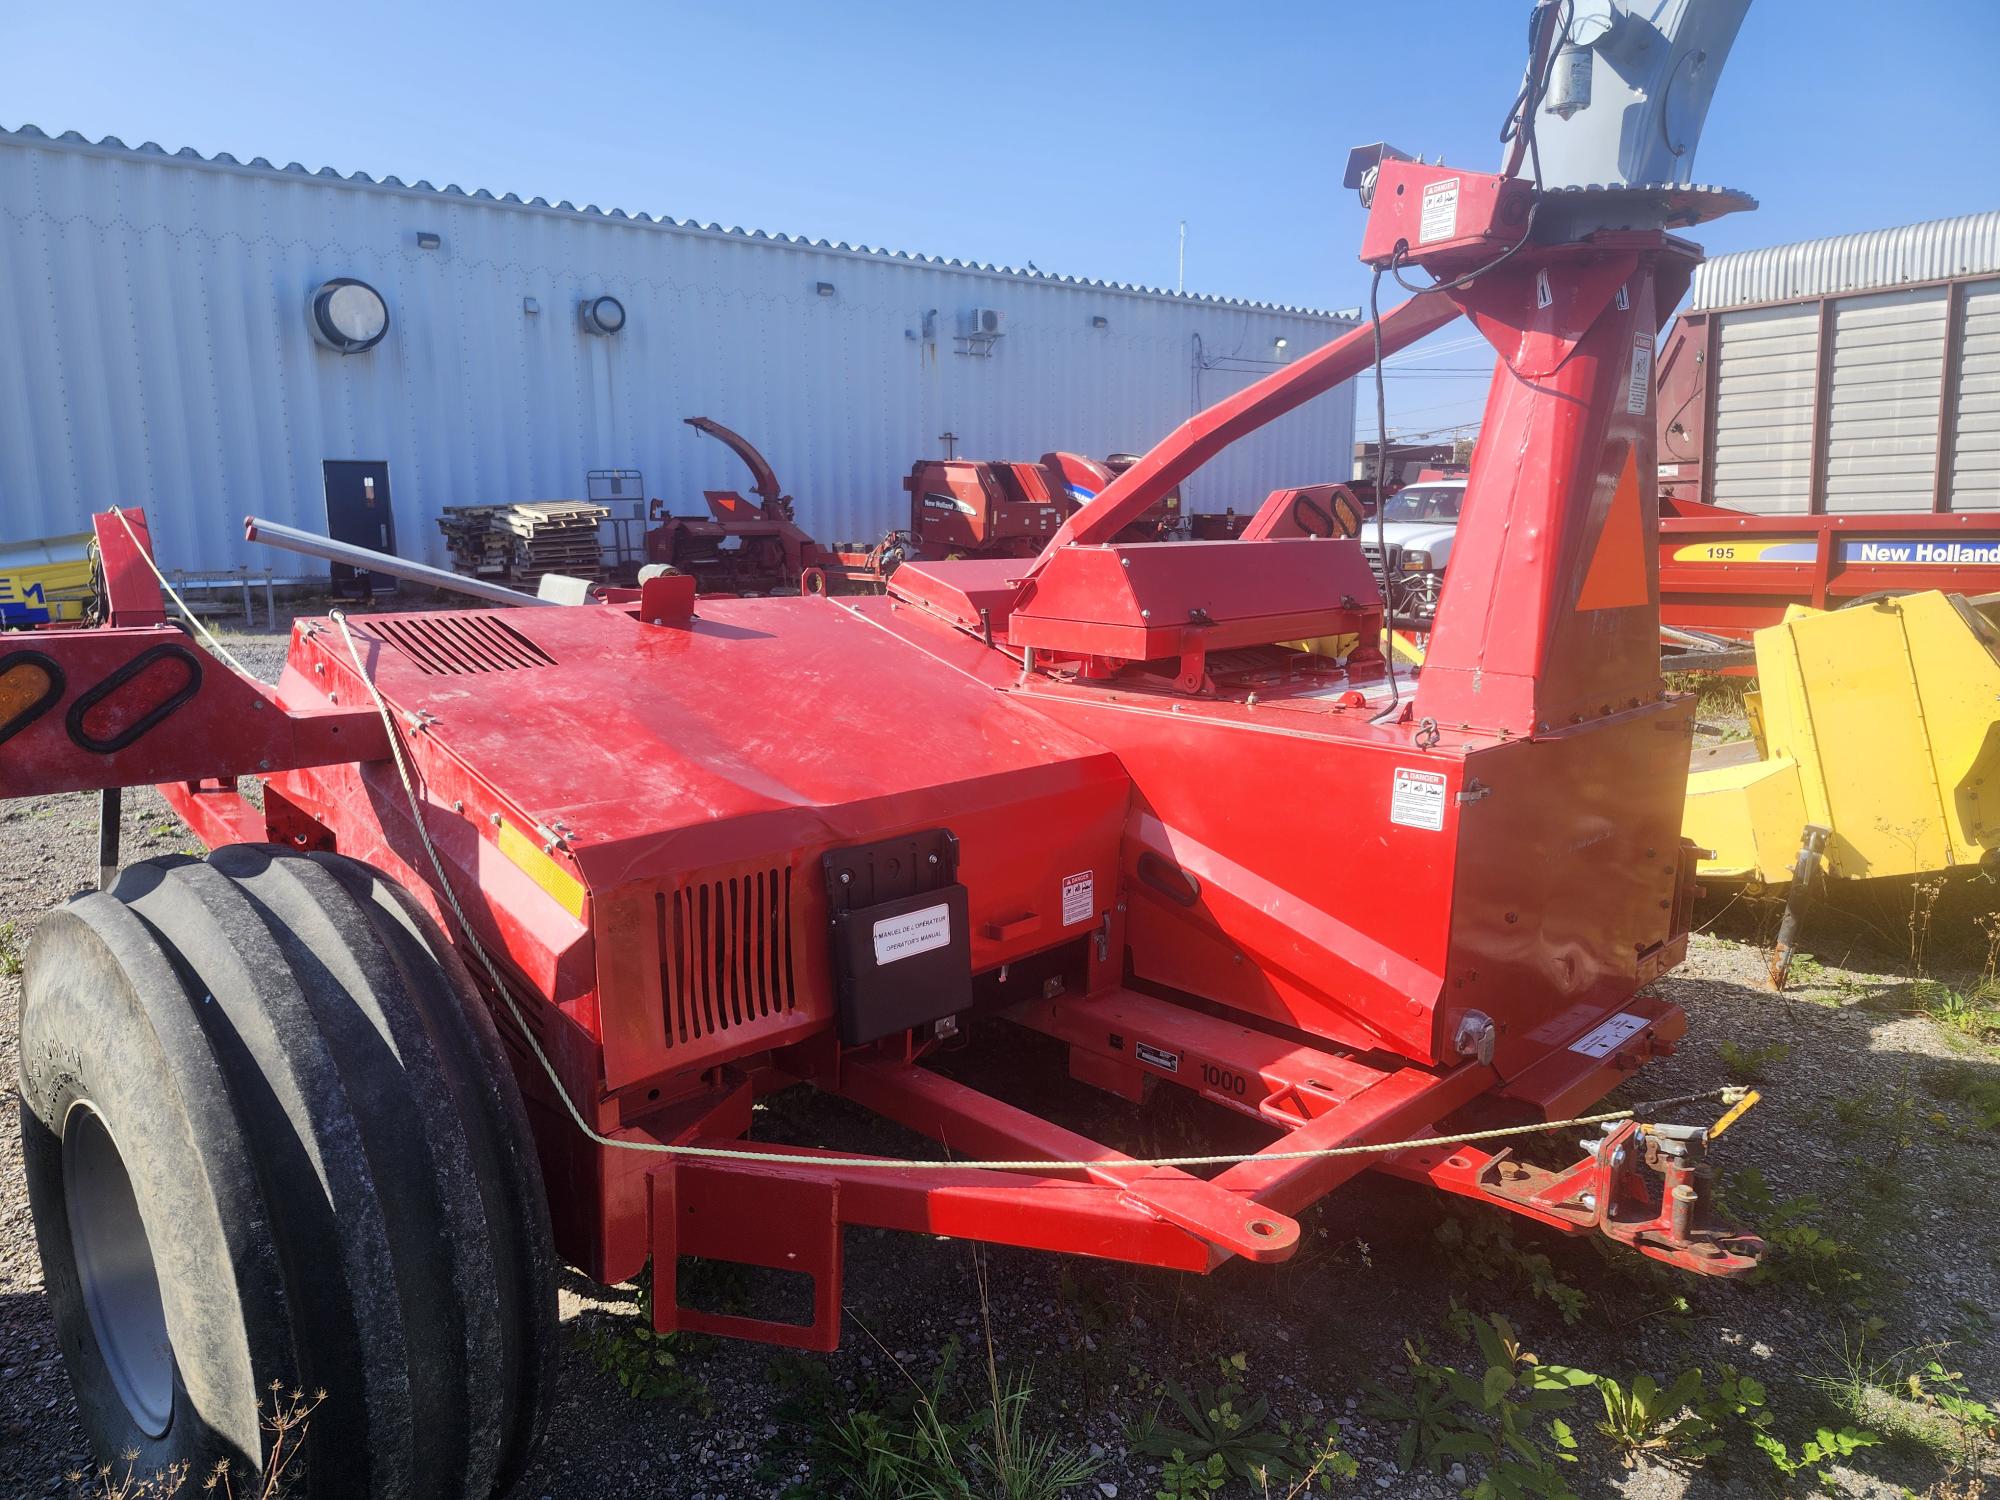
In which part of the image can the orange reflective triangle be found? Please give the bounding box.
[1575,446,1651,611]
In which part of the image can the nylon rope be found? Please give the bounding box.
[108,507,256,679]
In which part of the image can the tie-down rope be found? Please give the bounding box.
[83,512,1759,1171]
[110,507,256,678]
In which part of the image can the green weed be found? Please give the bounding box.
[769,1249,1101,1500]
[1719,1169,1864,1299]
[1923,1061,2000,1132]
[1910,978,2000,1044]
[1810,1321,1996,1469]
[1366,1307,1594,1500]
[802,1335,1098,1500]
[0,919,23,978]
[1751,1424,1878,1492]
[1130,1354,1291,1487]
[576,1274,711,1410]
[1432,1213,1589,1325]
[1785,950,1828,987]
[1592,1369,1713,1465]
[1717,1038,1790,1084]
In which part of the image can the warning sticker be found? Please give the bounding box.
[1570,1011,1649,1058]
[1390,767,1447,831]
[1625,333,1653,414]
[1061,870,1094,927]
[1419,178,1460,244]
[872,903,952,966]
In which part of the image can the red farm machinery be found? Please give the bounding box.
[893,452,1367,571]
[5,4,1765,1495]
[643,415,884,594]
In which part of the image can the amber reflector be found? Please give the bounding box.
[0,662,53,720]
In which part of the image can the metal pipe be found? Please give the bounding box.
[242,516,553,608]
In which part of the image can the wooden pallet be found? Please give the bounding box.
[438,501,609,585]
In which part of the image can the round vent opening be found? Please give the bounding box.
[580,295,626,336]
[308,278,389,354]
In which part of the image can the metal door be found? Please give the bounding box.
[322,460,397,596]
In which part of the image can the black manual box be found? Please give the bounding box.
[823,829,972,1045]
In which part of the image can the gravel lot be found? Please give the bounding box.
[3,612,1994,1498]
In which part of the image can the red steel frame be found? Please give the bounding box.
[1,146,1767,1356]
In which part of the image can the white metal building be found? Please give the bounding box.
[1687,210,1999,513]
[0,125,1357,575]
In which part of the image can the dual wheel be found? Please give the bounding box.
[15,847,559,1498]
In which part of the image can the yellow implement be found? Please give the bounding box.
[1684,591,2000,886]
[0,531,94,625]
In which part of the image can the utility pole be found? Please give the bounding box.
[1177,221,1186,294]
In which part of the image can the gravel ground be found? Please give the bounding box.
[3,612,1994,1499]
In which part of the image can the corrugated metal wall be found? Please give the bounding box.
[1710,304,1819,513]
[0,128,1356,574]
[1693,210,2000,515]
[1951,280,2000,509]
[1824,287,1947,513]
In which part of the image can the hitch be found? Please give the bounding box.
[1380,1111,1764,1277]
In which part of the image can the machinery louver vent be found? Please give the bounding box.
[370,614,557,675]
[656,867,796,1048]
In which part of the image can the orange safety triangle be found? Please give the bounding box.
[1574,445,1652,611]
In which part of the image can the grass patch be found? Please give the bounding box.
[1911,979,2000,1044]
[575,1272,712,1410]
[1921,1061,2000,1132]
[764,1249,1105,1500]
[1129,1352,1357,1495]
[0,918,22,978]
[1809,1321,1998,1471]
[1718,1038,1790,1084]
[1665,670,1758,726]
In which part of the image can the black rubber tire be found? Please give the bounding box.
[306,849,560,1492]
[16,848,558,1500]
[18,882,295,1484]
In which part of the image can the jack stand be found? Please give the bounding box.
[97,786,121,891]
[1768,823,1830,992]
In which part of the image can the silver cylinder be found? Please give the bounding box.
[242,516,553,608]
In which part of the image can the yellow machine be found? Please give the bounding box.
[0,531,94,625]
[1684,591,2000,886]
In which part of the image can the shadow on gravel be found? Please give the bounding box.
[0,1288,86,1497]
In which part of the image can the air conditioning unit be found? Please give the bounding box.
[964,307,1005,337]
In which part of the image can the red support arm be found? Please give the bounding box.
[1023,291,1460,574]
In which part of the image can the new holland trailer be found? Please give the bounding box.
[1652,211,2000,637]
[5,4,1764,1494]
[1658,496,2000,638]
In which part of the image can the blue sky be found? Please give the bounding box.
[6,0,1996,445]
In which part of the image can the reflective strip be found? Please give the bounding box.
[495,819,587,918]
